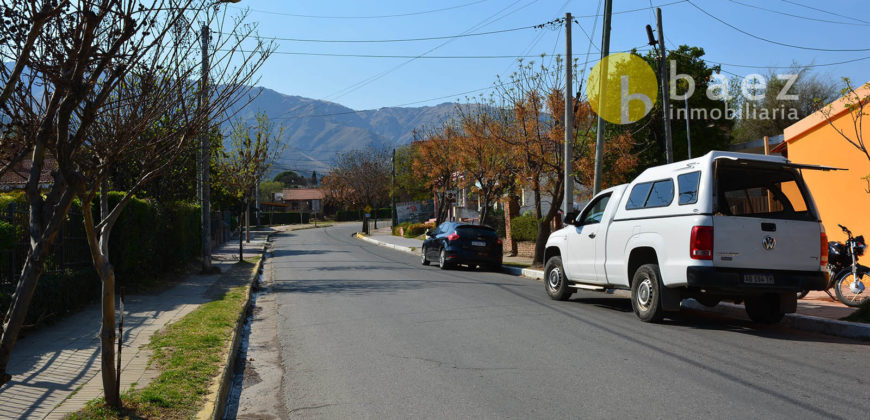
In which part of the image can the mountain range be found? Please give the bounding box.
[227,87,457,176]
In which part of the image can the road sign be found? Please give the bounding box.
[364,205,372,213]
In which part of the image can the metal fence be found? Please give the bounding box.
[0,203,91,286]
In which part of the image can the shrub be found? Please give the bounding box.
[336,209,361,221]
[511,212,538,242]
[0,220,15,250]
[404,222,434,238]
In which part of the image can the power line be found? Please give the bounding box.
[235,0,490,19]
[779,0,870,25]
[686,0,870,52]
[226,50,558,59]
[233,25,537,43]
[727,0,870,26]
[576,0,687,18]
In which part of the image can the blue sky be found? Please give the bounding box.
[221,0,870,111]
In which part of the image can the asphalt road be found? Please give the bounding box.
[235,223,869,419]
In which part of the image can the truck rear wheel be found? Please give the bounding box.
[631,264,665,323]
[545,256,573,301]
[744,294,785,324]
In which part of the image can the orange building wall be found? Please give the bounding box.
[786,111,870,243]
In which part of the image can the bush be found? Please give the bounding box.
[404,222,434,238]
[336,209,361,221]
[260,212,310,225]
[0,220,15,250]
[511,212,539,242]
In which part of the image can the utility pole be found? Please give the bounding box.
[684,96,692,158]
[656,8,674,163]
[563,12,573,214]
[199,24,212,272]
[254,179,260,226]
[592,0,612,195]
[391,148,397,228]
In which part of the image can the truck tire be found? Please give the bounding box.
[545,256,573,301]
[631,264,665,323]
[744,294,785,324]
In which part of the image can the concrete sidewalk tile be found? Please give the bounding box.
[0,230,270,419]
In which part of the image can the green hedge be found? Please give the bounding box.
[259,212,310,225]
[335,208,390,222]
[0,194,202,329]
[510,212,539,242]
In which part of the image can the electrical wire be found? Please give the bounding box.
[686,0,870,52]
[727,0,870,26]
[234,0,490,19]
[575,0,687,19]
[230,25,537,44]
[225,50,558,59]
[779,0,870,25]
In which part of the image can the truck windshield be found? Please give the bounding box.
[715,162,816,221]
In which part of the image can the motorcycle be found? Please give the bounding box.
[798,224,868,307]
[831,224,868,307]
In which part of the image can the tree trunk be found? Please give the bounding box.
[239,210,244,261]
[81,199,120,408]
[0,249,48,386]
[245,201,250,243]
[533,181,563,265]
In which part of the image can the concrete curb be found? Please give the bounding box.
[196,236,269,420]
[354,233,869,340]
[355,233,420,255]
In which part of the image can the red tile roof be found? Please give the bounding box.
[0,158,56,190]
[281,188,324,201]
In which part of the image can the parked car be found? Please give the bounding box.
[544,151,833,324]
[421,222,503,271]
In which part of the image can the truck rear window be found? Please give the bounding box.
[715,163,815,221]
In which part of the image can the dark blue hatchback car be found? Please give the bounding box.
[421,222,503,271]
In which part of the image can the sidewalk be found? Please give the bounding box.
[359,227,867,339]
[0,229,272,420]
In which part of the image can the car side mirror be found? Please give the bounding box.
[426,229,435,237]
[563,211,579,226]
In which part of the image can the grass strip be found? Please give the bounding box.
[68,260,256,419]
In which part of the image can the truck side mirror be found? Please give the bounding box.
[563,211,579,225]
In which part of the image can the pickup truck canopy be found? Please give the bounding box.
[713,156,846,171]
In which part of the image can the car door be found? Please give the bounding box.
[426,223,444,259]
[565,193,612,284]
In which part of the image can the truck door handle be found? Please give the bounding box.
[588,233,596,238]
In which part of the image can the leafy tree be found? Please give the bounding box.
[216,113,285,258]
[731,66,839,143]
[394,144,430,202]
[274,170,307,187]
[322,146,391,229]
[628,45,732,170]
[259,180,284,202]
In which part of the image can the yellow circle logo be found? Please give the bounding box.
[586,53,658,125]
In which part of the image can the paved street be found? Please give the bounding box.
[237,223,870,419]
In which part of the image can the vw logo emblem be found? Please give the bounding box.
[762,236,776,250]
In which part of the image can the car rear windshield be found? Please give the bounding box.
[456,225,498,237]
[715,162,815,221]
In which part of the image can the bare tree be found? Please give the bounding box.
[322,146,391,229]
[0,0,272,406]
[817,78,870,191]
[215,112,284,261]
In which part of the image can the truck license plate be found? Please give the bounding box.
[744,273,774,284]
[472,241,486,247]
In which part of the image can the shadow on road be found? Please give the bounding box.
[271,279,427,295]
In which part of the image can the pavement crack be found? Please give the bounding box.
[288,403,335,414]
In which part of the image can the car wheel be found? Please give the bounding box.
[544,256,572,301]
[421,246,430,265]
[744,294,785,324]
[438,248,451,270]
[631,264,665,323]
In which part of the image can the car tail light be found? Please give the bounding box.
[446,232,460,241]
[690,226,713,260]
[820,232,828,266]
[497,238,503,245]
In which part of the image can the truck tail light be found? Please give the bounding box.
[820,231,828,267]
[446,232,460,241]
[690,226,713,260]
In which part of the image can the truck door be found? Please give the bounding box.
[565,193,611,284]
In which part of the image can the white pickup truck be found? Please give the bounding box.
[544,151,832,323]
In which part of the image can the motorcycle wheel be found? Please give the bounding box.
[834,269,870,307]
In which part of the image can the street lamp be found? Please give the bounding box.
[201,0,240,273]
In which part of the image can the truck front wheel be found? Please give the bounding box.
[631,264,665,323]
[545,256,573,301]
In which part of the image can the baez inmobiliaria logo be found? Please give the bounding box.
[587,52,800,125]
